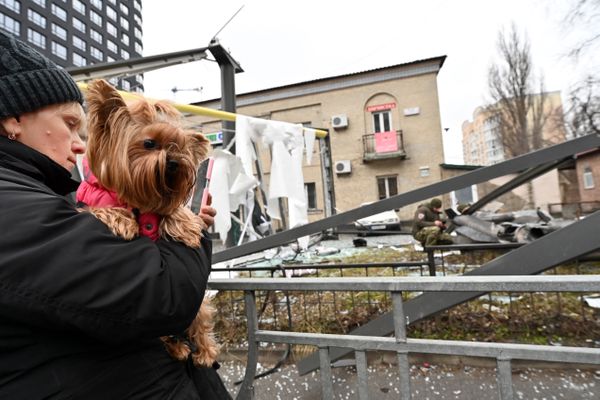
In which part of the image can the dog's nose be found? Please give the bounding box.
[166,159,179,173]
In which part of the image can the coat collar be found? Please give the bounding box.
[0,135,79,195]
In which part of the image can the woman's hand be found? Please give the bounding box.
[199,192,216,228]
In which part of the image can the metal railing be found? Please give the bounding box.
[209,275,600,400]
[362,130,406,161]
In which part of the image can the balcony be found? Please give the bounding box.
[362,130,407,162]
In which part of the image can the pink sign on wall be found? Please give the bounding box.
[374,131,398,153]
[366,102,397,112]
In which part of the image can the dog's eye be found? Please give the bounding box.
[143,139,157,149]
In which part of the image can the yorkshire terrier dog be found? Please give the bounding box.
[76,79,218,367]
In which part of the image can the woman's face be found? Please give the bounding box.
[9,103,86,171]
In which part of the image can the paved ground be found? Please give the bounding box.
[216,359,600,399]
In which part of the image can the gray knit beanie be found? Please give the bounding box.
[0,31,83,119]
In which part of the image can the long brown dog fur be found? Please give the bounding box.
[83,79,218,367]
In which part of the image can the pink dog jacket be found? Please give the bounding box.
[76,158,160,241]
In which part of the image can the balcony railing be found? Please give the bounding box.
[362,130,406,162]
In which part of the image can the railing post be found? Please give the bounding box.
[392,291,411,399]
[426,248,436,276]
[237,291,258,400]
[319,347,334,399]
[496,357,513,400]
[355,350,369,400]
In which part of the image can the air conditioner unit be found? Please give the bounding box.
[331,114,348,129]
[334,160,352,174]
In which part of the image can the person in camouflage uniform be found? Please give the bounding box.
[412,198,453,246]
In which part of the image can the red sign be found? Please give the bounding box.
[366,102,396,112]
[374,131,398,153]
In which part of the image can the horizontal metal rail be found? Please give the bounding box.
[211,261,428,273]
[255,331,600,365]
[211,275,600,400]
[208,275,600,292]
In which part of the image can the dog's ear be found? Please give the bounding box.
[85,79,129,139]
[187,131,211,161]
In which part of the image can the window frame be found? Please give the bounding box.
[583,167,595,189]
[377,175,398,200]
[372,110,392,133]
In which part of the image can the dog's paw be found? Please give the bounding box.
[88,207,139,240]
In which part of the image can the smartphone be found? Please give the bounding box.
[190,157,214,214]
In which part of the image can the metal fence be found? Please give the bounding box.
[208,275,600,400]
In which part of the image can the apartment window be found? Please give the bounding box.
[106,55,115,62]
[121,79,130,91]
[51,41,66,59]
[120,16,129,30]
[120,48,129,59]
[72,17,85,33]
[135,74,143,84]
[121,32,129,45]
[134,27,142,40]
[134,41,142,55]
[31,0,45,7]
[583,167,595,189]
[28,9,46,28]
[106,6,116,20]
[133,13,141,26]
[51,23,66,40]
[90,46,103,61]
[106,39,116,53]
[304,183,317,210]
[27,28,45,48]
[106,21,117,37]
[0,12,19,35]
[90,10,102,26]
[72,52,86,67]
[90,28,102,43]
[90,0,102,9]
[377,175,398,200]
[373,111,392,133]
[0,0,20,13]
[72,35,86,51]
[133,0,141,12]
[51,4,66,21]
[119,3,128,15]
[72,0,85,15]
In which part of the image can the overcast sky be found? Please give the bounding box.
[141,0,597,164]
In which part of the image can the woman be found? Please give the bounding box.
[0,31,224,399]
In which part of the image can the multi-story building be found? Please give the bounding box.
[0,0,143,90]
[462,91,566,165]
[460,92,571,212]
[187,56,447,223]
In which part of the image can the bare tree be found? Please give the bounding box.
[487,24,566,208]
[487,24,558,159]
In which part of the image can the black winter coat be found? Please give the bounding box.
[0,137,212,399]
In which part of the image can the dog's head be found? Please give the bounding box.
[85,79,210,215]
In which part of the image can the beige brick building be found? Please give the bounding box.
[187,56,447,222]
